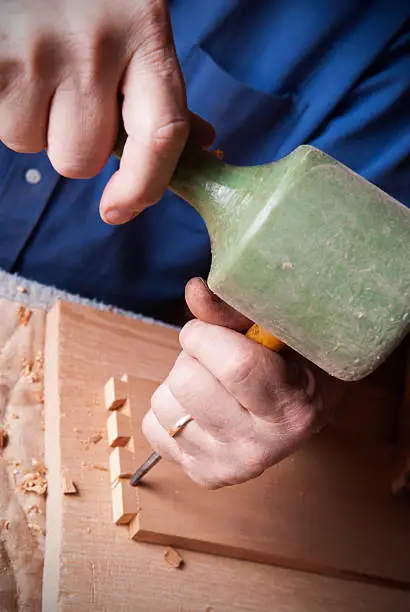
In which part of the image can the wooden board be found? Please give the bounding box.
[0,299,46,612]
[126,379,410,586]
[43,301,410,611]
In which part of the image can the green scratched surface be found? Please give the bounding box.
[171,145,410,381]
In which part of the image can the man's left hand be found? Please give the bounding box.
[142,278,342,489]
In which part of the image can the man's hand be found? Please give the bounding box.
[142,279,344,489]
[0,0,212,222]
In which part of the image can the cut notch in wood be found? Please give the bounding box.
[104,376,129,411]
[107,411,132,448]
[112,479,138,525]
[109,446,135,483]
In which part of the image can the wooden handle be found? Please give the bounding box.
[245,324,284,352]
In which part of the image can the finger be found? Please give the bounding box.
[100,21,189,224]
[166,351,251,441]
[180,320,317,423]
[141,409,180,463]
[0,69,51,153]
[185,278,252,332]
[150,380,211,456]
[47,78,119,178]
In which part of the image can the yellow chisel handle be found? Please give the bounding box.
[245,323,285,352]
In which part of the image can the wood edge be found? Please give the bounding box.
[109,447,135,483]
[112,479,138,525]
[42,303,63,612]
[131,529,410,592]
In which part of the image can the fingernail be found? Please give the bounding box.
[104,208,132,225]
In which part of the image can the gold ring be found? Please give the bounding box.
[168,414,194,439]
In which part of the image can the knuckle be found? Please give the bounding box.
[149,116,189,156]
[283,399,316,437]
[242,445,269,478]
[150,384,168,417]
[167,354,194,398]
[223,347,259,387]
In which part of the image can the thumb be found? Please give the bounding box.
[185,278,252,332]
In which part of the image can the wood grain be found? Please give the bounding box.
[43,301,410,611]
[128,379,410,586]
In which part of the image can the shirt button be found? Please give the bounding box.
[25,168,42,185]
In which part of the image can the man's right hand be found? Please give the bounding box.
[0,0,213,223]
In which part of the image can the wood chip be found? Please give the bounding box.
[81,432,103,447]
[18,306,32,326]
[92,464,108,472]
[0,427,8,449]
[31,459,47,475]
[19,472,48,496]
[22,359,33,376]
[62,477,78,495]
[163,546,184,569]
[80,462,108,472]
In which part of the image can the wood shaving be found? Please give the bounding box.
[10,413,19,420]
[0,519,10,532]
[81,462,108,472]
[19,472,48,496]
[92,464,108,472]
[62,477,78,495]
[22,359,33,376]
[28,523,44,535]
[163,546,184,569]
[18,306,32,326]
[80,432,103,447]
[31,459,47,475]
[35,350,44,369]
[0,427,8,449]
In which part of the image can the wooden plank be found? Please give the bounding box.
[43,301,410,611]
[128,387,410,585]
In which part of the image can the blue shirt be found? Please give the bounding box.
[0,2,409,323]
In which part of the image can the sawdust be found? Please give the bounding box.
[19,472,48,496]
[80,432,103,447]
[18,306,32,326]
[31,459,47,475]
[81,462,108,472]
